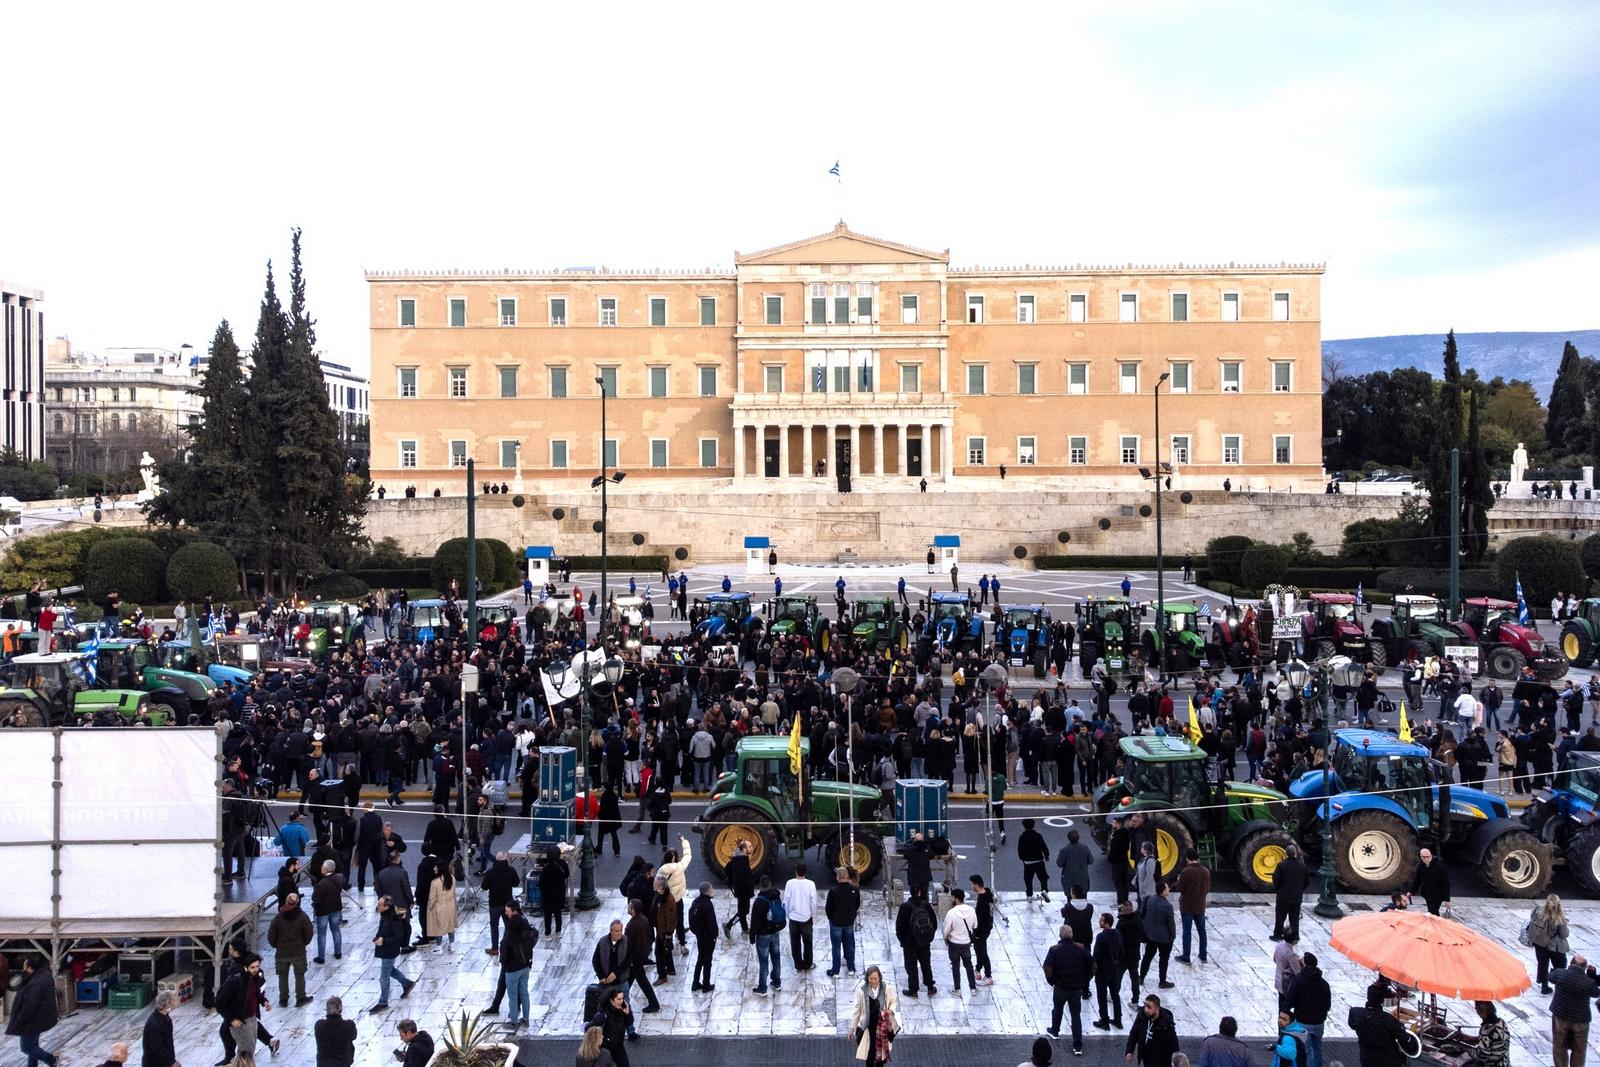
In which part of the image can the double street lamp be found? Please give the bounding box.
[1284,656,1344,919]
[544,652,624,911]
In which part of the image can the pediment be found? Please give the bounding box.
[736,223,949,266]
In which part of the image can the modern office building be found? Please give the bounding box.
[366,224,1324,493]
[320,358,370,466]
[2,281,48,461]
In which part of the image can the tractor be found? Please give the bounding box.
[402,598,449,641]
[302,601,363,658]
[1368,594,1460,671]
[917,592,984,658]
[695,592,760,640]
[159,640,255,686]
[93,638,216,720]
[1559,598,1600,667]
[765,594,829,649]
[849,596,907,654]
[1140,603,1206,675]
[1301,593,1377,665]
[0,652,159,725]
[1090,735,1297,892]
[1076,595,1141,674]
[1001,604,1052,678]
[1458,597,1566,681]
[477,604,520,639]
[694,735,892,883]
[1522,750,1600,895]
[1289,728,1551,897]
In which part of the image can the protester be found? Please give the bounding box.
[826,866,862,978]
[1126,994,1180,1067]
[314,995,357,1067]
[849,965,899,1067]
[266,891,315,1007]
[6,955,59,1067]
[687,882,719,991]
[1042,924,1091,1053]
[141,990,178,1067]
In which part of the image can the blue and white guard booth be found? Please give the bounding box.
[932,534,960,574]
[525,545,555,587]
[744,535,771,576]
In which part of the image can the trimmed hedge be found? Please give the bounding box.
[306,573,371,600]
[0,526,123,592]
[431,538,495,591]
[165,541,239,602]
[1495,536,1584,615]
[83,537,165,603]
[484,539,518,589]
[1375,567,1505,598]
[351,567,432,589]
[1241,543,1291,590]
[1282,566,1384,589]
[1206,536,1255,586]
[1582,533,1600,582]
[1034,554,1202,571]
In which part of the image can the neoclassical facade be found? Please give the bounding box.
[367,225,1324,492]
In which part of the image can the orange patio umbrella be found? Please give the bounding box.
[1328,911,1531,1001]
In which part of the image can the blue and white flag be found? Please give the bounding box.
[828,160,840,179]
[83,630,99,684]
[1355,582,1363,606]
[1516,572,1531,625]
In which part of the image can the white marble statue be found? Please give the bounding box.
[137,450,161,501]
[1509,441,1529,497]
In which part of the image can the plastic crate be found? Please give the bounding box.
[538,747,578,803]
[108,982,152,1010]
[157,973,195,1005]
[75,977,109,1006]
[894,778,949,843]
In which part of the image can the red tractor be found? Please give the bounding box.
[1300,593,1377,666]
[1457,597,1567,681]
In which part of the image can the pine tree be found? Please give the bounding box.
[243,260,292,591]
[1423,331,1465,558]
[1463,388,1494,562]
[1547,340,1587,454]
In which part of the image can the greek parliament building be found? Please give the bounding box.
[366,224,1324,494]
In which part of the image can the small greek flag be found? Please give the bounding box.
[83,630,99,684]
[828,160,841,179]
[1516,573,1531,625]
[1355,582,1363,606]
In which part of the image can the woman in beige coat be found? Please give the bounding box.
[850,965,899,1064]
[426,854,459,951]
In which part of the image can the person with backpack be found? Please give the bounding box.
[749,876,785,996]
[894,884,938,998]
[1271,1010,1310,1067]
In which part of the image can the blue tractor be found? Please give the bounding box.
[1001,604,1051,678]
[917,592,984,659]
[695,592,760,640]
[1522,750,1600,896]
[402,598,448,642]
[1290,729,1551,898]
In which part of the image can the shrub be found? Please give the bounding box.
[306,573,370,600]
[359,537,409,569]
[351,567,432,590]
[1582,533,1600,583]
[484,538,518,590]
[2,526,125,592]
[1341,518,1403,567]
[431,537,495,592]
[83,537,165,603]
[1240,543,1291,590]
[1205,536,1255,586]
[1282,566,1383,590]
[1495,536,1585,616]
[1375,567,1505,599]
[165,541,239,602]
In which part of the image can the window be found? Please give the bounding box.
[399,440,417,468]
[52,414,63,433]
[856,283,874,322]
[497,367,518,398]
[810,283,826,324]
[967,437,987,465]
[1119,293,1138,322]
[399,298,417,327]
[966,295,985,324]
[856,351,875,392]
[1017,364,1037,395]
[108,413,120,432]
[832,350,851,394]
[449,298,466,327]
[499,298,517,326]
[1169,362,1191,393]
[698,366,717,397]
[1273,292,1291,322]
[1017,294,1036,323]
[127,387,136,401]
[1119,363,1139,394]
[500,440,520,467]
[1221,362,1242,392]
[448,367,468,398]
[1120,436,1140,464]
[649,367,668,398]
[1170,435,1191,465]
[1222,435,1242,464]
[699,296,717,326]
[598,367,617,397]
[1067,363,1087,395]
[764,365,783,393]
[1272,362,1292,392]
[900,364,920,393]
[1017,436,1037,464]
[398,367,418,398]
[449,440,468,467]
[1221,292,1240,322]
[834,283,851,324]
[901,294,919,324]
[764,295,782,325]
[550,440,568,468]
[52,388,62,402]
[966,364,986,395]
[650,297,667,327]
[1068,292,1087,323]
[599,297,618,326]
[699,438,718,468]
[1274,435,1293,464]
[807,351,827,392]
[1171,293,1188,322]
[550,366,568,398]
[1068,436,1087,464]
[650,439,668,468]
[126,414,137,431]
[549,297,567,326]
[602,439,618,468]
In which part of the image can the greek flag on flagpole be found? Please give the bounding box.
[83,630,99,684]
[1516,572,1531,625]
[828,160,840,179]
[1355,582,1363,606]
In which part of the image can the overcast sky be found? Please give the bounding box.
[6,0,1597,374]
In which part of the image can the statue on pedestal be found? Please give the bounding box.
[1509,442,1530,497]
[136,451,162,501]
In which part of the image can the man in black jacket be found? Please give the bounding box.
[396,1019,434,1067]
[142,989,178,1067]
[313,995,357,1067]
[1271,843,1309,941]
[369,896,415,1010]
[824,866,862,978]
[1411,848,1451,915]
[354,803,384,891]
[901,831,934,897]
[720,840,755,936]
[1107,816,1133,905]
[1125,994,1179,1067]
[5,955,59,1067]
[688,882,720,992]
[624,898,661,1013]
[894,885,938,998]
[1042,925,1091,1053]
[422,804,460,859]
[1286,951,1331,1067]
[1348,984,1413,1067]
[1017,817,1053,900]
[1549,955,1598,1067]
[1092,912,1124,1030]
[481,851,520,955]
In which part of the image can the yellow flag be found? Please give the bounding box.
[788,711,803,777]
[1189,694,1202,743]
[1398,700,1413,743]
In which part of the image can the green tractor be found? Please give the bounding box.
[765,594,830,649]
[695,735,892,883]
[1560,599,1600,668]
[302,601,363,658]
[850,596,908,655]
[1,652,159,725]
[1091,735,1298,892]
[1140,603,1206,674]
[1076,595,1142,675]
[93,638,216,720]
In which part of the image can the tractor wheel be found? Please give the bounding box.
[1140,629,1159,663]
[1225,641,1245,669]
[1481,830,1552,898]
[1033,649,1047,679]
[1314,639,1337,661]
[1487,645,1525,680]
[1204,643,1224,670]
[1368,641,1388,671]
[1140,812,1195,880]
[1235,827,1296,894]
[897,626,909,653]
[818,627,831,654]
[1402,639,1430,664]
[1332,810,1418,895]
[827,830,885,884]
[1079,642,1100,673]
[1561,624,1593,667]
[703,807,778,880]
[1566,827,1600,896]
[151,701,177,723]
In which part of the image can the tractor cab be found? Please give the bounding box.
[849,596,905,652]
[922,592,983,654]
[1002,604,1052,676]
[1392,594,1444,630]
[696,592,755,639]
[1,652,155,725]
[1458,598,1520,642]
[1459,597,1564,680]
[1143,602,1205,671]
[303,601,360,657]
[159,640,254,688]
[1076,595,1140,673]
[403,599,448,642]
[1326,732,1439,829]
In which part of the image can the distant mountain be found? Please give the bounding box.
[1323,330,1600,398]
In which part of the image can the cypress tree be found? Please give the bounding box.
[243,261,291,590]
[1463,389,1494,562]
[1547,340,1586,453]
[1423,331,1465,558]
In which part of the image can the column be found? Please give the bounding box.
[897,423,908,476]
[802,422,814,479]
[941,422,954,482]
[920,423,931,477]
[849,423,860,479]
[734,421,745,480]
[778,422,789,478]
[874,424,884,476]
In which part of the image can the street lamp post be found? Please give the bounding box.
[979,663,1008,896]
[1287,656,1343,919]
[1154,371,1169,670]
[549,652,624,911]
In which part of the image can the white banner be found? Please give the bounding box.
[538,648,609,708]
[1443,645,1481,673]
